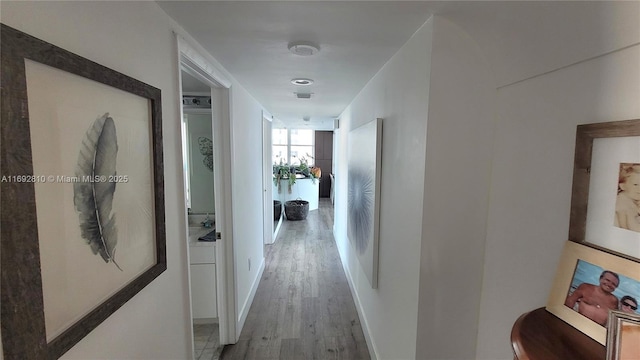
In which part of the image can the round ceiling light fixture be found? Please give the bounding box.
[288,41,320,56]
[303,116,311,122]
[291,78,314,86]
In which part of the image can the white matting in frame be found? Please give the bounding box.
[26,60,156,341]
[585,137,640,260]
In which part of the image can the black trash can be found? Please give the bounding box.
[274,200,282,221]
[284,200,309,220]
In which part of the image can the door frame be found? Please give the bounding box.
[262,111,274,244]
[176,35,237,346]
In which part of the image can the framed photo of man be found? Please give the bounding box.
[547,241,640,345]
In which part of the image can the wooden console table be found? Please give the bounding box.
[511,307,605,360]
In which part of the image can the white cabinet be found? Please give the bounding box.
[189,234,217,319]
[190,263,217,319]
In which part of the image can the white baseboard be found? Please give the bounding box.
[338,241,379,360]
[236,256,265,338]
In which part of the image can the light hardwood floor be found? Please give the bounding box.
[220,199,370,360]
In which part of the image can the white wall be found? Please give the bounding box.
[476,44,640,360]
[1,2,192,358]
[335,19,433,360]
[416,16,496,359]
[228,84,266,333]
[2,1,269,358]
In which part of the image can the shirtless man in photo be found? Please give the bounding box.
[564,270,620,326]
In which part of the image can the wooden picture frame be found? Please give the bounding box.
[606,310,640,360]
[546,242,640,345]
[568,119,640,262]
[1,24,166,359]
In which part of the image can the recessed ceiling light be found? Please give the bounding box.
[288,41,320,56]
[291,78,314,86]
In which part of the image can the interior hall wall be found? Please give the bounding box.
[476,43,640,360]
[229,83,267,333]
[415,16,496,360]
[1,2,192,358]
[335,18,433,360]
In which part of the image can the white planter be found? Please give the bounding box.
[272,177,320,211]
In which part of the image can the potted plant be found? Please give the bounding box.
[297,154,320,184]
[297,155,311,177]
[273,160,296,193]
[273,155,321,193]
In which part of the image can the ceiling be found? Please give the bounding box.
[159,1,640,130]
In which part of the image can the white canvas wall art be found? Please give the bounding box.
[348,118,382,288]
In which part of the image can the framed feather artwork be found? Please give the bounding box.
[0,24,166,359]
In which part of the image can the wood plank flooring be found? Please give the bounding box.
[220,199,370,360]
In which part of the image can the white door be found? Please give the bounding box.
[262,112,273,244]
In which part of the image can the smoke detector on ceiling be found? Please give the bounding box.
[303,116,311,122]
[288,41,320,56]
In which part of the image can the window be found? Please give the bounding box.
[272,129,314,166]
[272,129,288,166]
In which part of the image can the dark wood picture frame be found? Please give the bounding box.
[568,119,640,262]
[0,24,166,359]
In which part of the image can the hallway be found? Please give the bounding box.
[220,199,370,359]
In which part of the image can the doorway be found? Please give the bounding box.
[177,36,237,359]
[181,72,220,358]
[181,69,223,359]
[263,111,276,244]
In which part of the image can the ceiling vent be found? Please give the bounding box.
[295,92,312,99]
